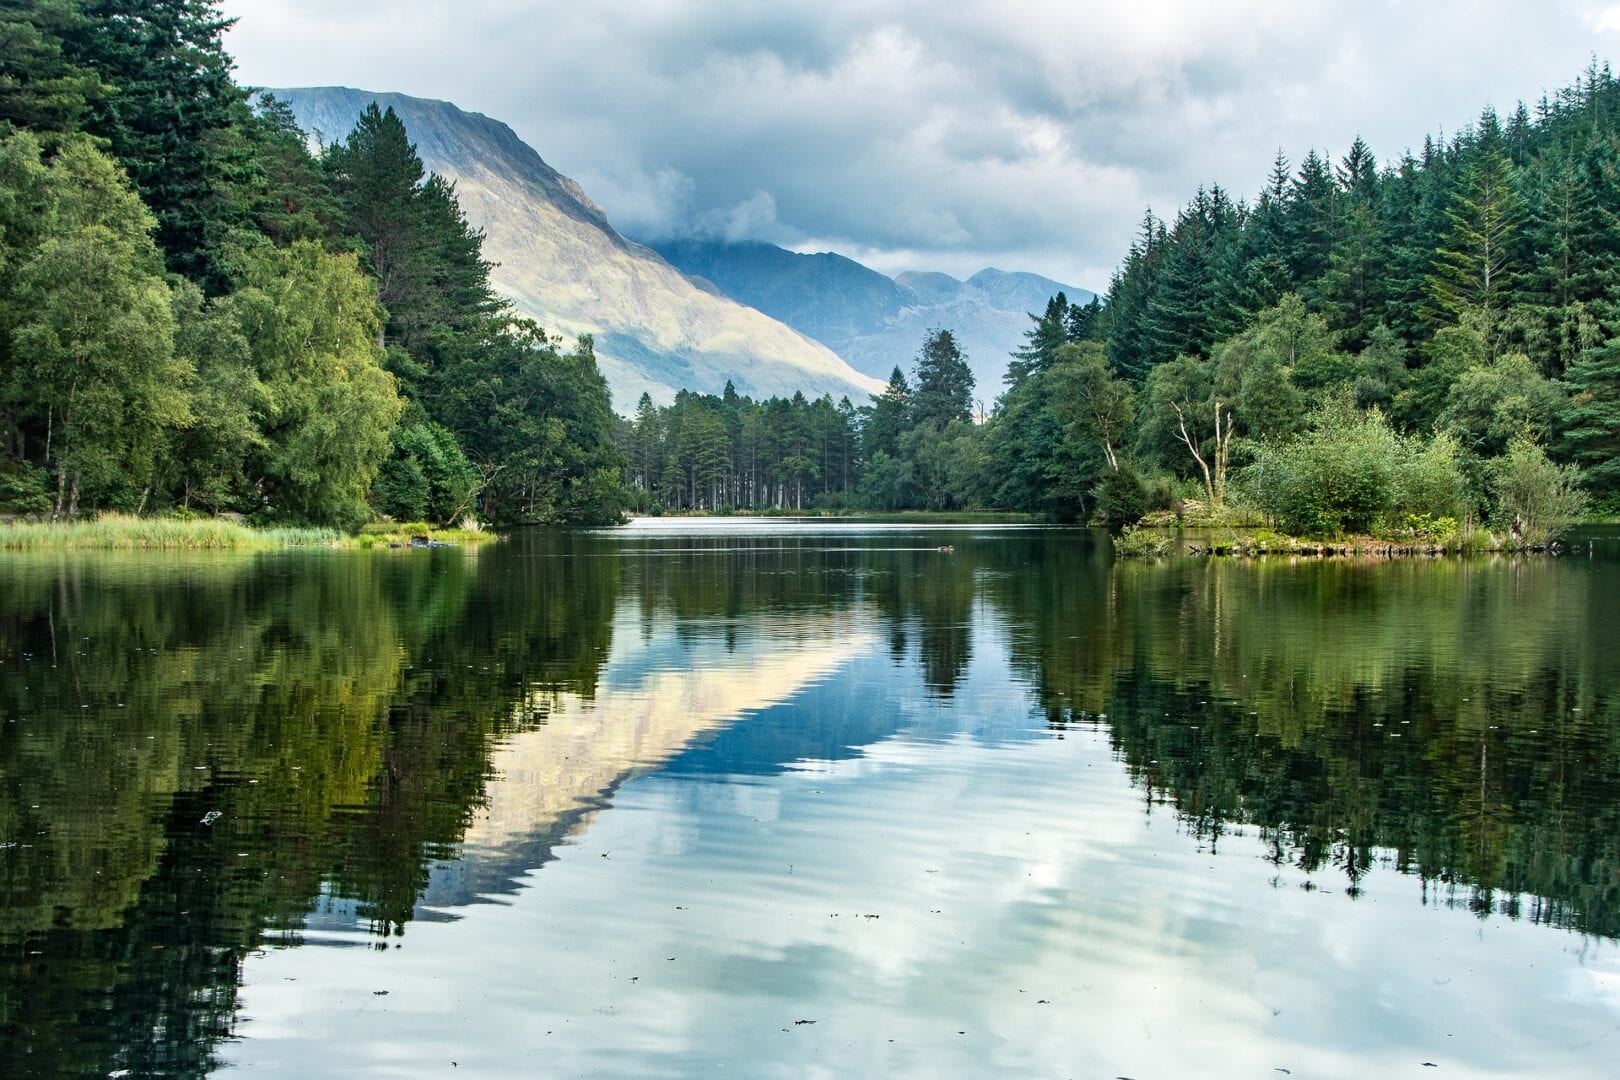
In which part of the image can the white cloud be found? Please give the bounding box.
[223,1,1612,289]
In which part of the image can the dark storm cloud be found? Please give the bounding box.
[223,0,1620,287]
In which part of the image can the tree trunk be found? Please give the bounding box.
[1173,402,1216,506]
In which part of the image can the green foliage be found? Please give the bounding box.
[863,366,911,461]
[1245,397,1466,537]
[439,327,626,524]
[1,133,190,515]
[1427,138,1525,347]
[1094,463,1150,526]
[230,241,403,530]
[1488,438,1588,546]
[1353,324,1409,410]
[1079,66,1620,532]
[372,419,480,524]
[0,0,109,136]
[911,329,975,428]
[1562,335,1620,493]
[0,460,52,513]
[61,0,254,288]
[0,6,628,532]
[1111,524,1173,557]
[1050,342,1135,471]
[1438,351,1565,456]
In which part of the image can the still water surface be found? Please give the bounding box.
[3,521,1620,1077]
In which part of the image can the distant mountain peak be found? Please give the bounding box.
[271,88,882,409]
[655,241,1092,391]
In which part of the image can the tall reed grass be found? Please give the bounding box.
[0,514,341,550]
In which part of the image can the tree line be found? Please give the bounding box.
[0,0,626,529]
[983,62,1620,536]
[627,61,1620,536]
[6,2,1619,535]
[994,61,1620,537]
[621,327,978,512]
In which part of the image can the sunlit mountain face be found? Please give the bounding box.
[274,88,885,410]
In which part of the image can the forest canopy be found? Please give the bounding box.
[0,0,626,528]
[3,0,1618,539]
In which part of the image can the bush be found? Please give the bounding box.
[0,462,53,515]
[1489,438,1587,547]
[1245,396,1465,538]
[1112,525,1173,557]
[1094,464,1150,526]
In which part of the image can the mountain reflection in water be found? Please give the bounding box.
[2,522,1618,1077]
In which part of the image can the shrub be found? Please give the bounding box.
[1094,464,1150,527]
[1489,438,1587,547]
[1113,525,1173,557]
[0,462,53,515]
[1245,396,1466,538]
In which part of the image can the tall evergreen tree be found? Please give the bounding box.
[863,367,911,461]
[60,0,254,287]
[1009,292,1072,384]
[1562,336,1620,495]
[911,329,975,428]
[0,0,110,136]
[1427,138,1526,353]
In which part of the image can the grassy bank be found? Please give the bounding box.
[350,521,501,549]
[0,515,500,551]
[1115,523,1583,559]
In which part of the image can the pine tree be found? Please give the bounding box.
[1318,200,1389,350]
[1283,150,1339,286]
[1562,336,1620,494]
[911,329,974,428]
[863,367,911,461]
[325,103,501,399]
[1105,211,1167,383]
[631,392,662,494]
[61,0,254,287]
[0,0,110,136]
[326,104,432,335]
[1427,138,1526,352]
[1009,292,1072,384]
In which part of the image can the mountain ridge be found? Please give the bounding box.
[272,87,884,410]
[649,239,1093,392]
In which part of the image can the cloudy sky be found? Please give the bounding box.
[224,1,1620,290]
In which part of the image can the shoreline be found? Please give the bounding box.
[0,515,500,552]
[626,509,1045,524]
[1115,524,1593,559]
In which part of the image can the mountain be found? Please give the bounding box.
[272,88,884,410]
[650,240,1092,395]
[652,239,911,345]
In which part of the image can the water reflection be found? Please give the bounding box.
[1,525,1618,1075]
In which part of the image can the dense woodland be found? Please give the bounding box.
[0,0,625,528]
[626,63,1620,540]
[4,0,1620,537]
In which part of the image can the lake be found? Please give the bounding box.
[3,520,1619,1077]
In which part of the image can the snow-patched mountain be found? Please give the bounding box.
[273,88,884,410]
[651,239,1093,396]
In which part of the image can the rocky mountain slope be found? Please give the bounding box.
[652,239,1092,396]
[273,88,884,410]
